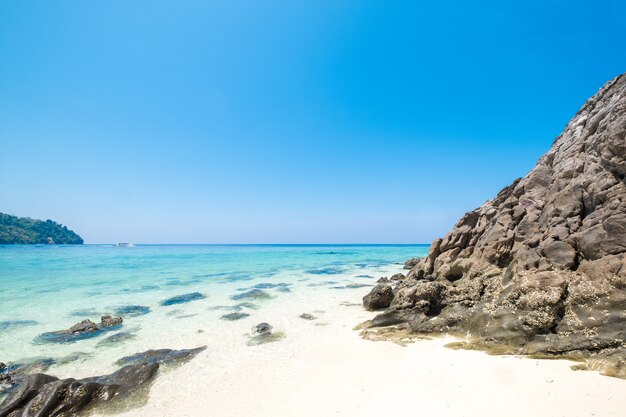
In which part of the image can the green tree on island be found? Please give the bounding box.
[0,213,83,244]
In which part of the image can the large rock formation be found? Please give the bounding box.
[363,73,626,377]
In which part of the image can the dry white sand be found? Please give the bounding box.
[106,304,625,417]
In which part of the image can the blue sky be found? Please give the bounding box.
[1,0,624,244]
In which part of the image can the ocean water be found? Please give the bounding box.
[0,244,427,400]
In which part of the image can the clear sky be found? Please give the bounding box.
[1,1,624,244]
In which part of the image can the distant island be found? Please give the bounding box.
[0,213,83,244]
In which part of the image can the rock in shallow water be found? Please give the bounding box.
[233,302,259,310]
[0,354,93,398]
[101,315,123,327]
[0,363,159,417]
[231,289,271,301]
[250,282,291,290]
[97,332,137,347]
[254,322,272,334]
[247,323,285,346]
[114,305,151,317]
[34,317,123,345]
[306,267,345,275]
[67,319,99,334]
[0,320,38,331]
[160,292,206,306]
[220,312,250,321]
[364,73,626,378]
[299,313,316,320]
[115,347,207,367]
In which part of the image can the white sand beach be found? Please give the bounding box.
[105,286,625,417]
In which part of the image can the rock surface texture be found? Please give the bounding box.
[363,74,626,377]
[0,347,205,417]
[0,363,159,417]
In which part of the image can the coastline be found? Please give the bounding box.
[2,245,625,417]
[103,287,625,417]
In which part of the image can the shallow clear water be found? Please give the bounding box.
[0,244,427,383]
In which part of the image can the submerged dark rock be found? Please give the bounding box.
[363,74,626,378]
[68,308,107,318]
[114,305,151,317]
[251,282,291,290]
[208,302,259,312]
[231,289,271,301]
[220,312,250,321]
[160,292,206,306]
[96,332,137,347]
[0,320,38,331]
[299,313,317,320]
[306,267,344,275]
[115,347,206,368]
[233,302,259,310]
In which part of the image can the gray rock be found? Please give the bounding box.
[403,258,421,269]
[68,319,99,334]
[0,363,159,417]
[254,322,273,335]
[366,73,626,378]
[299,313,317,320]
[390,273,406,281]
[34,317,122,345]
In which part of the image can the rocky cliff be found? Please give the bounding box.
[363,74,626,377]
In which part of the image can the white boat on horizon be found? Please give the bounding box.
[115,242,135,247]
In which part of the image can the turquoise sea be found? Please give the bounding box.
[0,244,427,401]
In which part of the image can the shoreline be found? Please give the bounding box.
[2,246,625,417]
[99,282,624,417]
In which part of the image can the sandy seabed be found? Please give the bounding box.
[103,289,625,417]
